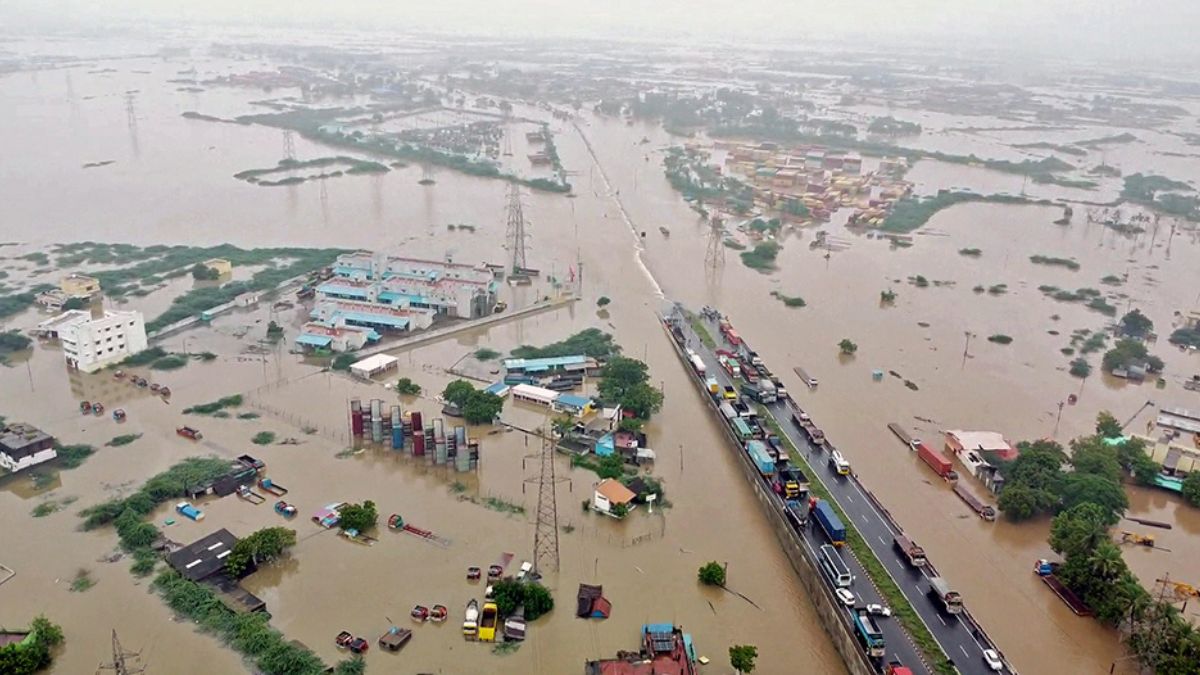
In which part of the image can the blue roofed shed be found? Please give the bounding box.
[554,394,592,415]
[594,432,615,457]
[295,334,333,348]
[503,354,591,374]
[484,382,510,398]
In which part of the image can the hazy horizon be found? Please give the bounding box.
[3,0,1200,66]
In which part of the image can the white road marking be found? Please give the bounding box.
[844,493,854,503]
[878,535,887,545]
[960,645,970,658]
[938,613,948,626]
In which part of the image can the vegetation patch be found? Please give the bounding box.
[184,394,243,415]
[1102,339,1163,374]
[958,248,982,257]
[234,156,390,186]
[1100,274,1124,285]
[987,334,1013,345]
[251,431,276,446]
[236,412,260,420]
[770,291,806,307]
[1030,255,1081,271]
[69,568,95,592]
[0,616,64,674]
[511,328,618,360]
[880,191,1049,233]
[106,434,142,447]
[739,241,780,271]
[56,444,95,469]
[1168,327,1200,348]
[473,347,501,361]
[395,377,421,396]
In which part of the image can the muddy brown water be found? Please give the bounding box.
[3,49,1200,675]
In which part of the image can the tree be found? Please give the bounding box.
[331,353,356,371]
[838,339,858,355]
[698,561,726,586]
[462,391,504,424]
[492,579,524,616]
[1050,502,1111,559]
[551,415,575,440]
[1095,411,1123,439]
[1060,473,1127,523]
[610,502,629,518]
[1119,309,1154,338]
[617,417,644,433]
[338,501,378,533]
[1069,358,1092,378]
[620,382,664,420]
[997,483,1043,521]
[598,356,650,403]
[1069,436,1123,482]
[442,379,476,407]
[1182,472,1200,507]
[226,527,297,577]
[729,644,758,674]
[596,296,611,307]
[1102,338,1161,373]
[191,263,220,280]
[333,657,366,675]
[522,583,555,620]
[395,377,421,396]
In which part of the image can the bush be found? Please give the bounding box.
[698,561,726,586]
[988,334,1013,345]
[522,582,555,620]
[1183,472,1200,507]
[0,330,32,355]
[395,377,421,396]
[251,431,276,446]
[122,346,169,366]
[151,354,189,370]
[191,263,220,280]
[491,579,554,620]
[596,296,611,307]
[331,353,356,371]
[473,347,501,360]
[740,242,780,271]
[510,328,618,360]
[106,433,142,447]
[184,394,243,415]
[730,644,758,673]
[838,339,858,355]
[958,248,982,257]
[338,500,378,532]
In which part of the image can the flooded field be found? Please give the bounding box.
[3,39,1200,675]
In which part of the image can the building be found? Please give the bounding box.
[295,322,377,353]
[202,258,233,276]
[0,423,56,473]
[60,274,100,299]
[38,309,148,373]
[185,459,259,499]
[584,624,698,675]
[349,354,399,379]
[511,383,560,408]
[576,583,612,619]
[502,355,598,376]
[319,252,498,319]
[592,479,636,516]
[311,299,435,333]
[35,289,70,311]
[944,430,1018,462]
[553,393,594,417]
[166,528,266,613]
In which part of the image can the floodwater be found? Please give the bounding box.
[3,42,1200,675]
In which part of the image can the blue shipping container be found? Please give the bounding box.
[391,427,404,449]
[745,440,775,475]
[814,501,846,546]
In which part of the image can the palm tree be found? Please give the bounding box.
[551,415,575,441]
[1088,543,1125,581]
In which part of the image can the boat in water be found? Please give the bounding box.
[463,599,479,639]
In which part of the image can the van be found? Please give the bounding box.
[830,450,851,475]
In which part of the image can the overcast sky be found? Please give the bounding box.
[5,0,1200,64]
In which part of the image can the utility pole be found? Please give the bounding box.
[282,129,296,161]
[97,629,144,675]
[704,214,725,272]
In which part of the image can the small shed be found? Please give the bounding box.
[576,583,612,619]
[350,354,399,379]
[594,432,615,457]
[166,528,239,582]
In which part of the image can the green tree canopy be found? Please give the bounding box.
[226,527,297,577]
[1050,502,1112,559]
[729,644,758,673]
[1182,472,1200,507]
[442,379,476,408]
[1119,309,1154,338]
[1095,411,1123,439]
[838,339,858,355]
[619,382,664,420]
[1060,472,1127,523]
[338,501,378,533]
[598,356,650,403]
[462,391,504,424]
[698,561,726,586]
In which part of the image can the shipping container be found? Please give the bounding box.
[917,443,954,478]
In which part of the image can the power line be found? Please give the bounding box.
[506,183,529,273]
[97,630,144,675]
[523,421,569,575]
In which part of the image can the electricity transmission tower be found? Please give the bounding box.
[505,183,529,273]
[282,130,296,161]
[97,630,144,675]
[524,428,569,575]
[705,214,726,271]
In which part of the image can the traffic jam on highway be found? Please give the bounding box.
[665,306,1012,675]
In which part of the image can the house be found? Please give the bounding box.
[0,423,56,473]
[592,479,636,516]
[585,623,698,675]
[321,252,498,318]
[295,322,376,353]
[502,355,598,376]
[185,459,259,499]
[511,383,560,408]
[60,273,101,299]
[576,583,612,619]
[37,309,148,373]
[35,289,70,311]
[202,258,233,276]
[233,292,260,308]
[553,393,594,417]
[349,354,399,379]
[166,528,239,582]
[310,299,435,333]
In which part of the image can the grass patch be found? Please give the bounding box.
[236,412,260,420]
[121,346,169,367]
[32,502,60,517]
[251,431,276,446]
[69,569,95,593]
[756,410,954,674]
[492,641,521,655]
[987,284,1008,295]
[106,434,142,447]
[685,311,715,349]
[56,444,95,469]
[1030,255,1081,271]
[988,334,1013,345]
[1100,274,1124,286]
[1086,297,1118,316]
[958,248,982,257]
[511,328,618,360]
[880,192,1047,233]
[770,291,806,307]
[473,347,501,361]
[130,548,159,577]
[183,394,243,415]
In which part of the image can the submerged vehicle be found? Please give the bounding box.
[478,602,499,642]
[463,599,479,639]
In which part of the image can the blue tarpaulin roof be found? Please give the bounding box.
[296,334,333,347]
[595,433,615,457]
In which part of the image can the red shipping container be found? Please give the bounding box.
[917,443,953,477]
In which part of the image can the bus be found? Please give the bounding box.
[830,450,851,475]
[851,609,886,658]
[819,544,853,588]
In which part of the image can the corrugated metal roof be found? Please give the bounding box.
[503,355,590,370]
[295,334,333,347]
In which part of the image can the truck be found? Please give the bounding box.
[745,350,763,367]
[928,576,963,614]
[917,443,956,479]
[851,608,886,658]
[741,380,777,404]
[718,401,738,421]
[724,329,741,346]
[812,500,846,547]
[687,351,706,375]
[731,417,756,443]
[829,450,851,475]
[719,356,741,379]
[745,440,776,476]
[238,454,266,474]
[705,376,720,396]
[771,377,788,399]
[774,464,808,499]
[893,534,927,568]
[884,661,914,675]
[175,501,204,521]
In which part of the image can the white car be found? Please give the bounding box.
[982,649,1003,671]
[835,588,856,606]
[865,603,892,617]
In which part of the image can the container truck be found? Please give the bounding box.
[774,464,808,499]
[741,380,777,404]
[917,443,956,479]
[928,576,963,614]
[688,352,706,375]
[812,500,846,546]
[893,534,927,568]
[771,378,788,398]
[745,440,775,476]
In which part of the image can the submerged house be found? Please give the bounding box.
[576,584,612,619]
[166,528,266,613]
[584,623,698,675]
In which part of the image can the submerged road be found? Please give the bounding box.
[674,309,1013,675]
